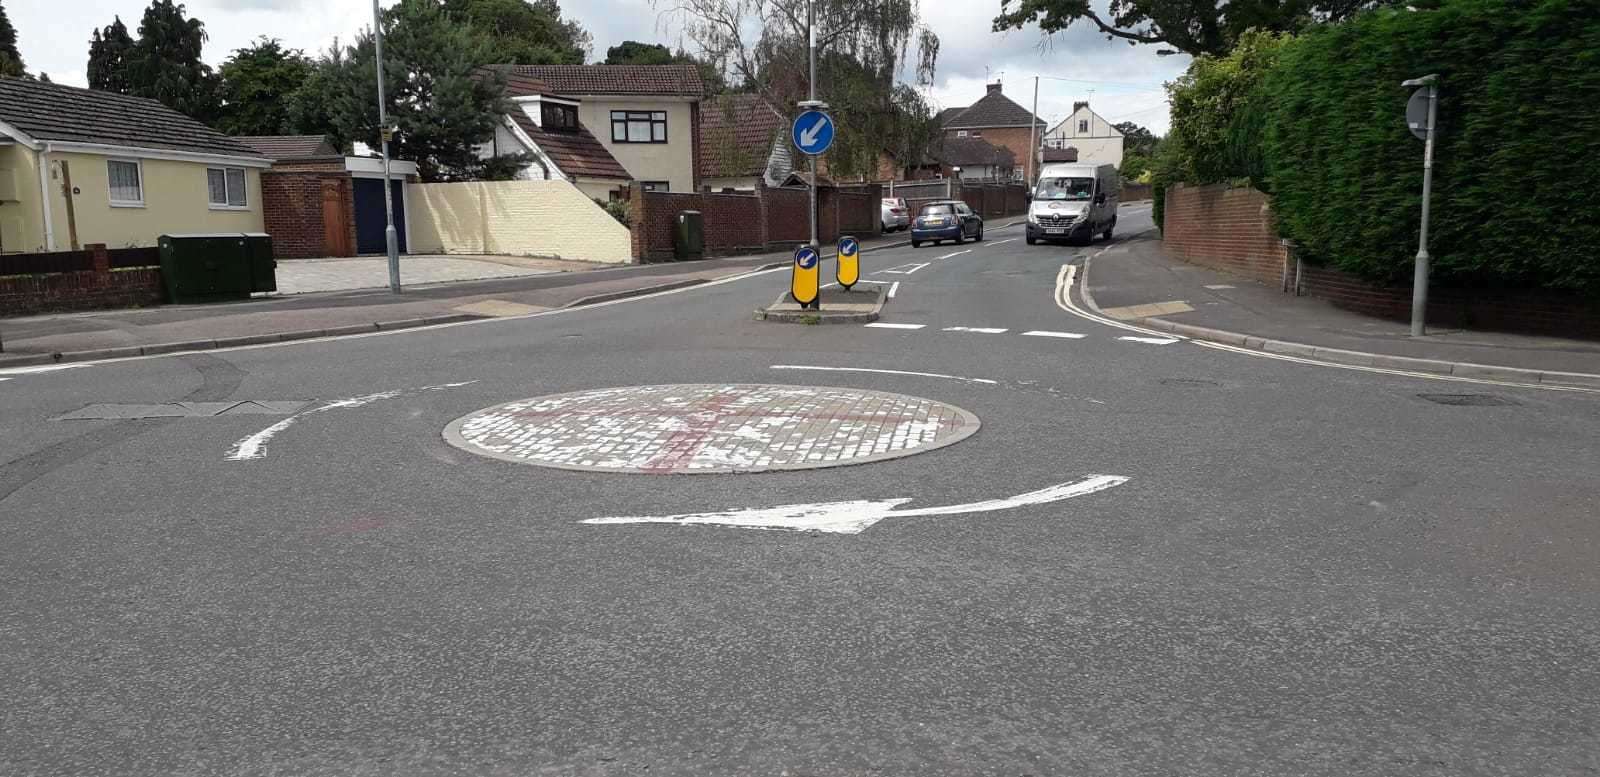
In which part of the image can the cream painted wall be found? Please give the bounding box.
[42,151,264,250]
[407,179,631,264]
[575,97,695,192]
[0,143,45,253]
[1043,107,1124,167]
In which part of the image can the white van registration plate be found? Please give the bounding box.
[1045,228,1066,235]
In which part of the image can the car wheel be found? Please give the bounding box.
[911,239,921,248]
[975,224,984,241]
[953,229,964,245]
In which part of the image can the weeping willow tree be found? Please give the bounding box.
[662,0,940,180]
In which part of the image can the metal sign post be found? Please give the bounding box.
[1403,74,1439,336]
[791,245,820,308]
[373,0,401,294]
[837,236,859,290]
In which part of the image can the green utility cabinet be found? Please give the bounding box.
[674,210,704,260]
[158,233,277,303]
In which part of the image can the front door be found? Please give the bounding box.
[353,178,408,255]
[321,180,353,257]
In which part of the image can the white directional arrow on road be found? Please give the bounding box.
[581,475,1130,534]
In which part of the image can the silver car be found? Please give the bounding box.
[881,197,910,232]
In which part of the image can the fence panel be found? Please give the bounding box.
[0,250,94,276]
[109,247,162,268]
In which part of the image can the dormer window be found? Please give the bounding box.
[542,102,579,132]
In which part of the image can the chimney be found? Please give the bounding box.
[1073,101,1089,112]
[986,81,1003,95]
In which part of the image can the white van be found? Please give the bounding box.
[1026,163,1119,246]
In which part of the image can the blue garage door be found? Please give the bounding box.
[353,178,408,255]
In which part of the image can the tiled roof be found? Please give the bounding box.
[935,106,967,126]
[699,93,785,178]
[501,64,704,97]
[491,69,575,101]
[508,112,629,180]
[0,78,264,159]
[237,135,338,160]
[932,136,1015,167]
[942,90,1045,129]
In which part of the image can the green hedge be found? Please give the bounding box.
[1171,0,1600,293]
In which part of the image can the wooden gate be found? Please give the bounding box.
[321,180,353,257]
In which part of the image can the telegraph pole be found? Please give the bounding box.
[374,0,401,294]
[1029,76,1039,181]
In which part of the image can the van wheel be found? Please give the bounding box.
[1103,219,1115,241]
[1026,235,1037,245]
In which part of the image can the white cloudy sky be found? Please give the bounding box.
[10,0,1187,134]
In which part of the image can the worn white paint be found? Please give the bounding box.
[0,363,85,377]
[937,249,973,260]
[1204,284,1236,290]
[888,282,901,298]
[878,262,930,275]
[770,365,998,385]
[864,322,925,330]
[1118,336,1180,345]
[1020,330,1087,339]
[227,381,476,461]
[984,238,1018,247]
[942,326,1009,334]
[581,475,1130,534]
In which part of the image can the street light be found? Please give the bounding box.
[1402,73,1439,336]
[372,0,401,294]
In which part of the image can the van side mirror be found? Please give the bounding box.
[1094,193,1106,205]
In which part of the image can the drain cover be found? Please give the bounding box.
[1417,393,1518,407]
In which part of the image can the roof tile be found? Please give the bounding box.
[501,64,704,97]
[698,93,785,178]
[941,90,1045,130]
[508,112,629,180]
[237,135,338,160]
[0,78,264,159]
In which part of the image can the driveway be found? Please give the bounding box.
[274,254,567,294]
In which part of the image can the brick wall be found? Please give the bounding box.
[262,170,354,259]
[0,244,163,316]
[1162,184,1600,339]
[958,127,1037,181]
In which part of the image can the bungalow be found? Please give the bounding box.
[0,78,269,254]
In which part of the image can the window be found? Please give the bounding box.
[107,159,143,206]
[969,131,982,138]
[1078,119,1089,133]
[1035,176,1095,201]
[956,130,968,138]
[541,102,578,132]
[640,181,670,192]
[919,203,955,216]
[206,167,248,208]
[611,111,668,143]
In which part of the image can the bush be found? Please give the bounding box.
[1261,0,1600,291]
[596,197,631,228]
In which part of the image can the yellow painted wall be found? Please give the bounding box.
[575,97,696,193]
[407,179,632,264]
[41,151,264,250]
[0,144,45,253]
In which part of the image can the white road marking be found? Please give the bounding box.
[888,282,900,298]
[878,262,930,275]
[984,238,1018,247]
[770,365,997,385]
[1020,330,1087,339]
[0,363,86,377]
[942,326,1009,334]
[937,249,973,260]
[864,322,925,330]
[0,377,9,382]
[1204,284,1236,290]
[227,381,476,461]
[1119,335,1180,345]
[581,475,1130,534]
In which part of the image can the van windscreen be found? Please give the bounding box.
[1035,177,1095,201]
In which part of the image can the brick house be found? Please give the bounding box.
[240,135,420,259]
[698,93,793,191]
[938,82,1046,182]
[928,136,1016,181]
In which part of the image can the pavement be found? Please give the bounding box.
[3,203,1600,775]
[0,235,917,365]
[272,253,597,295]
[1084,237,1600,378]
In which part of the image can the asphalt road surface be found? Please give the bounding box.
[4,205,1599,776]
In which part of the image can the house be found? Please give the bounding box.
[937,82,1046,182]
[238,135,422,259]
[929,136,1016,181]
[698,93,792,191]
[477,70,632,201]
[499,64,705,193]
[0,78,269,254]
[1042,102,1124,167]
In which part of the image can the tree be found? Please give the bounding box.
[0,0,25,78]
[322,0,518,181]
[992,0,1397,58]
[441,0,589,64]
[664,0,942,178]
[604,39,727,94]
[284,42,349,149]
[216,38,315,135]
[87,17,136,92]
[104,0,221,121]
[1113,121,1157,156]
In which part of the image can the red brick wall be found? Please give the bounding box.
[261,169,356,259]
[1161,184,1289,287]
[950,126,1037,181]
[0,267,163,316]
[763,187,810,244]
[1162,184,1600,339]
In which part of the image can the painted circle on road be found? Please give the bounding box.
[443,384,979,474]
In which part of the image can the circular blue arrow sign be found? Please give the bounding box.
[795,246,819,269]
[839,236,859,255]
[792,110,835,156]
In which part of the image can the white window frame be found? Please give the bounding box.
[1078,119,1089,133]
[206,166,250,210]
[106,158,145,208]
[956,130,968,138]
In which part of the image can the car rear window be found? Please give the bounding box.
[920,204,955,216]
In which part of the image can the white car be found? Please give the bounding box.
[881,197,910,232]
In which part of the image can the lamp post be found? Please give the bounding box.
[1402,74,1439,336]
[373,0,401,294]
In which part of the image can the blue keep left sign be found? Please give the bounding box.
[792,110,835,156]
[839,236,859,255]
